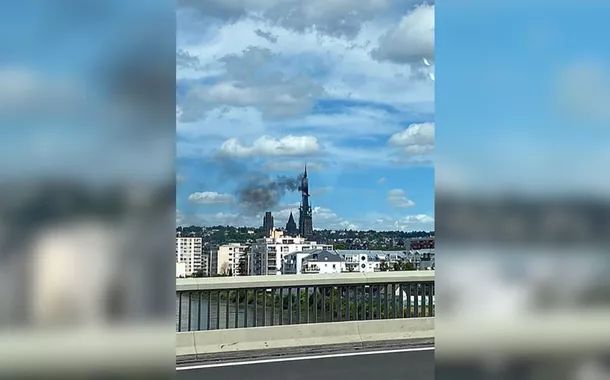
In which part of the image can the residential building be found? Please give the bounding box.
[283,249,344,274]
[337,250,383,273]
[208,245,218,275]
[405,250,435,270]
[336,250,423,272]
[176,262,186,278]
[405,236,435,251]
[214,243,249,276]
[200,251,210,276]
[250,230,332,275]
[175,236,203,277]
[419,251,435,270]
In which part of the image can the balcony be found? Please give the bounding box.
[302,265,320,273]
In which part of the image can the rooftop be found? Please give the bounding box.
[302,249,344,262]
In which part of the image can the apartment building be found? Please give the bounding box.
[250,229,332,275]
[214,243,248,276]
[175,236,203,277]
[176,262,187,278]
[283,249,344,274]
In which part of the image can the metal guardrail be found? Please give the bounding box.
[176,272,435,332]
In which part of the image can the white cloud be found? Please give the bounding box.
[389,122,434,146]
[312,206,358,230]
[388,122,434,160]
[178,204,434,231]
[177,174,186,183]
[387,189,415,208]
[178,0,392,39]
[176,10,435,166]
[177,203,358,230]
[378,177,387,183]
[266,0,391,39]
[177,12,434,114]
[219,135,322,158]
[373,214,434,231]
[177,1,435,222]
[265,160,328,172]
[371,4,434,65]
[188,191,234,204]
[176,49,201,69]
[179,46,325,122]
[176,209,186,226]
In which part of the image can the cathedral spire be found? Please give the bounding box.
[298,163,313,239]
[286,211,297,236]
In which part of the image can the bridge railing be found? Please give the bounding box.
[176,271,435,332]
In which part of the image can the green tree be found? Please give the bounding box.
[379,260,390,272]
[393,260,415,271]
[191,269,206,278]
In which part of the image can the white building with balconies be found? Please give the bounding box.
[282,249,344,274]
[337,250,383,273]
[214,243,248,276]
[175,236,203,276]
[250,230,332,275]
[299,250,344,274]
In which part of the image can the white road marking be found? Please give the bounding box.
[176,346,435,371]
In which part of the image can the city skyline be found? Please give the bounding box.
[176,0,435,231]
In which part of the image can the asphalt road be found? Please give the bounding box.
[177,348,434,380]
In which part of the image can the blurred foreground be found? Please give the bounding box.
[436,1,610,379]
[0,1,175,378]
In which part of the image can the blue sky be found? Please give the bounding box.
[0,1,174,184]
[176,0,435,231]
[435,1,610,196]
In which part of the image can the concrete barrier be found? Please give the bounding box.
[177,271,435,292]
[176,318,434,357]
[0,324,172,375]
[436,310,610,360]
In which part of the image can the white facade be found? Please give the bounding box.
[282,251,313,274]
[284,249,344,274]
[301,253,344,274]
[176,262,186,278]
[340,251,379,273]
[250,232,332,275]
[215,243,248,276]
[175,236,203,276]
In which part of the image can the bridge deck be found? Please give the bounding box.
[177,345,434,380]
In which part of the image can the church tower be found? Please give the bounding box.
[285,211,298,237]
[298,165,314,239]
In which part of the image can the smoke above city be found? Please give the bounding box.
[237,173,303,214]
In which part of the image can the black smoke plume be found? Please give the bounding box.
[237,174,303,214]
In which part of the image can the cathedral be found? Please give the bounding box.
[297,165,314,239]
[285,211,298,236]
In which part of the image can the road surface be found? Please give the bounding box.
[177,347,434,380]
